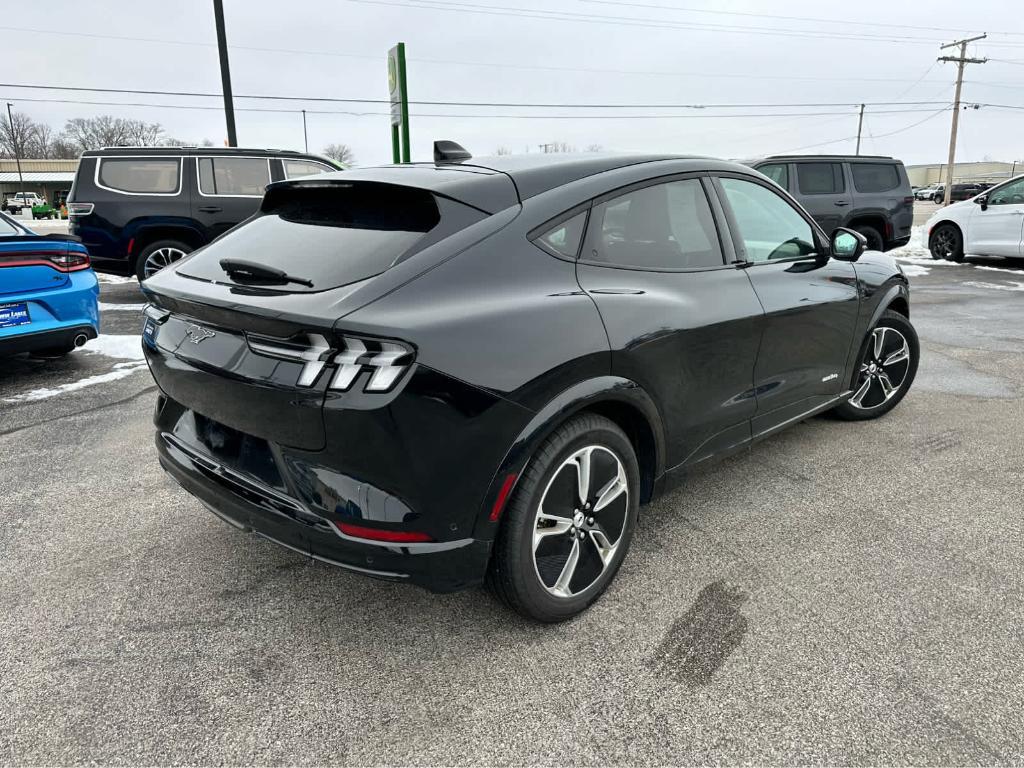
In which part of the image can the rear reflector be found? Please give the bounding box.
[336,522,432,543]
[489,473,518,522]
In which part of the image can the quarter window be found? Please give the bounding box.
[851,163,900,193]
[988,178,1024,206]
[198,157,271,196]
[98,158,180,194]
[796,162,845,195]
[584,179,723,269]
[535,211,587,259]
[283,159,334,179]
[719,177,817,263]
[758,163,789,190]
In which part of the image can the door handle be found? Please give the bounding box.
[198,206,222,213]
[834,201,849,207]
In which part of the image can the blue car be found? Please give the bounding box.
[0,212,99,357]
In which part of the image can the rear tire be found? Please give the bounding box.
[853,224,884,252]
[135,239,192,281]
[832,310,919,421]
[487,413,640,622]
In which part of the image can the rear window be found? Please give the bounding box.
[852,163,901,193]
[98,158,180,194]
[198,157,271,196]
[283,159,334,179]
[177,183,484,292]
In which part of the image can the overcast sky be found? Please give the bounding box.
[4,0,1022,166]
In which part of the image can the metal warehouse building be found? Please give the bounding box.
[0,158,79,207]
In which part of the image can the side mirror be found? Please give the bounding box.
[830,227,867,262]
[976,194,988,210]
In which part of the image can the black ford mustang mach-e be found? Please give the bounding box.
[141,146,918,622]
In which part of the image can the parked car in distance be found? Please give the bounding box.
[67,146,341,280]
[2,192,46,215]
[141,145,919,622]
[0,211,98,357]
[915,184,941,201]
[927,174,1024,262]
[929,184,946,203]
[947,183,987,203]
[746,154,913,252]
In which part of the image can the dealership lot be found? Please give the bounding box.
[2,241,1023,763]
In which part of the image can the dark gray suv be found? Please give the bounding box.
[747,155,914,252]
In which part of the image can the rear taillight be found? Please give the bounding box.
[0,250,90,272]
[903,196,915,205]
[67,202,94,217]
[330,337,413,393]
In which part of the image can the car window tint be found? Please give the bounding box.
[852,163,900,193]
[198,157,271,196]
[535,211,587,258]
[796,162,845,195]
[758,163,788,190]
[720,177,817,264]
[989,178,1024,205]
[98,158,180,194]
[283,159,334,179]
[585,179,723,269]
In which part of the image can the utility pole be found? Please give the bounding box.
[301,109,308,153]
[938,34,986,206]
[855,103,865,156]
[212,0,237,147]
[5,103,25,199]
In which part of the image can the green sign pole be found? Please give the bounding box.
[387,42,411,163]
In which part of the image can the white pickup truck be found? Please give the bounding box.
[2,192,46,214]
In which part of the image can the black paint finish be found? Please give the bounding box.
[141,154,911,593]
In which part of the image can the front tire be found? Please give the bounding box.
[135,239,192,281]
[929,223,963,262]
[833,310,919,421]
[487,413,640,622]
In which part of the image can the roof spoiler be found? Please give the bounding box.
[434,140,472,163]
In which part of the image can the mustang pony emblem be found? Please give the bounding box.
[184,324,216,344]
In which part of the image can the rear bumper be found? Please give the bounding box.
[156,429,493,593]
[0,323,97,355]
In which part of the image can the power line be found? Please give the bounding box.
[0,83,961,110]
[578,0,1014,36]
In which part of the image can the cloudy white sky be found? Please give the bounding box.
[3,0,1022,166]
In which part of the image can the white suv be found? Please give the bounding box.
[926,175,1024,262]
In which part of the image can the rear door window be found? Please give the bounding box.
[283,159,335,179]
[758,163,789,190]
[796,163,845,195]
[851,163,901,193]
[177,182,485,292]
[97,158,181,194]
[197,157,271,196]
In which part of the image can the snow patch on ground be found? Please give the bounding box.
[974,264,1024,275]
[898,263,931,277]
[98,302,147,312]
[3,361,147,403]
[889,226,957,266]
[95,273,135,285]
[77,334,145,361]
[963,280,1024,292]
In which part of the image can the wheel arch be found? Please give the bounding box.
[128,221,205,258]
[928,218,963,245]
[473,376,666,540]
[846,281,911,389]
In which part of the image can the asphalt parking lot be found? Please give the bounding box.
[2,220,1023,764]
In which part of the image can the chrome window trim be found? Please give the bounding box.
[94,155,183,197]
[195,156,273,199]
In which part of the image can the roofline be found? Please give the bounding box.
[760,154,895,161]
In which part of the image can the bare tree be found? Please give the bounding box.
[322,143,356,167]
[586,144,604,153]
[0,110,37,159]
[62,116,167,152]
[539,141,576,153]
[494,146,512,156]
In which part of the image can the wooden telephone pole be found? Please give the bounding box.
[938,34,986,206]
